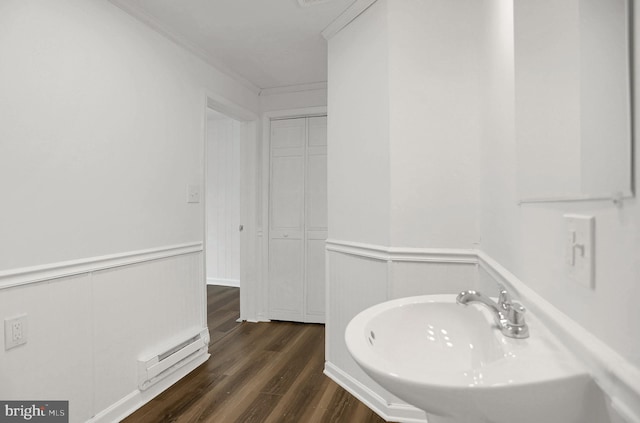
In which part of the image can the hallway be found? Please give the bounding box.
[124,286,387,423]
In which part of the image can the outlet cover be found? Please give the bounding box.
[4,314,28,350]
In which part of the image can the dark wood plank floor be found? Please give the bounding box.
[123,285,388,423]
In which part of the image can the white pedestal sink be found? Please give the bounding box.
[345,295,592,423]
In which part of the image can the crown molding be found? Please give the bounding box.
[321,0,378,40]
[108,0,261,95]
[259,81,328,97]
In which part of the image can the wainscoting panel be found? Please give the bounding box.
[92,252,204,413]
[390,261,477,299]
[0,243,206,423]
[0,274,94,422]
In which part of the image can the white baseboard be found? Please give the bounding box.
[324,361,427,423]
[88,352,210,423]
[207,277,240,287]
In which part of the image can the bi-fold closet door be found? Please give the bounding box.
[268,116,327,323]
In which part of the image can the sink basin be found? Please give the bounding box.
[345,295,591,423]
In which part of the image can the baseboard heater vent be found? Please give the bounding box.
[137,329,210,391]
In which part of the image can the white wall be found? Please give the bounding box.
[477,0,522,281]
[325,1,482,420]
[259,87,327,113]
[327,0,639,421]
[206,115,241,286]
[328,0,391,245]
[480,0,640,375]
[0,0,258,420]
[387,0,481,248]
[0,0,257,270]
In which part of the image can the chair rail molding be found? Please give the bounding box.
[0,242,203,290]
[325,239,478,263]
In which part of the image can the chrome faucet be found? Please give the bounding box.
[456,285,529,339]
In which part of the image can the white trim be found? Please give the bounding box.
[108,0,260,95]
[206,277,240,288]
[263,106,328,121]
[324,362,427,423]
[0,243,203,290]
[259,82,328,97]
[321,0,378,40]
[325,239,478,264]
[87,352,209,423]
[518,191,634,205]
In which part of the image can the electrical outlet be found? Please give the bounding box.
[5,314,28,350]
[187,185,201,203]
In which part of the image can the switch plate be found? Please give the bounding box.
[4,314,28,350]
[187,185,201,203]
[564,214,595,289]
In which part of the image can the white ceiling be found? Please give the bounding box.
[111,0,355,91]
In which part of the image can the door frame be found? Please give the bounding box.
[203,92,259,322]
[260,106,328,322]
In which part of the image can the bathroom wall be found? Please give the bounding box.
[479,0,640,374]
[327,0,391,246]
[387,0,482,248]
[325,0,482,420]
[327,0,639,421]
[0,0,258,421]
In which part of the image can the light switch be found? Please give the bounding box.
[187,185,201,203]
[564,214,595,289]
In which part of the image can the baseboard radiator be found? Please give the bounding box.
[137,329,210,391]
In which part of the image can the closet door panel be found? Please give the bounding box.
[305,235,326,322]
[270,156,304,230]
[306,154,328,230]
[268,238,304,320]
[305,116,328,322]
[271,118,306,149]
[268,115,327,323]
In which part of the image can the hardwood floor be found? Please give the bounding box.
[123,286,389,423]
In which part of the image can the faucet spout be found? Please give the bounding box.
[456,290,502,325]
[456,285,529,339]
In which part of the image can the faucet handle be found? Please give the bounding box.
[506,302,526,326]
[497,284,511,307]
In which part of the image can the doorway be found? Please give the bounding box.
[206,109,241,291]
[204,95,259,323]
